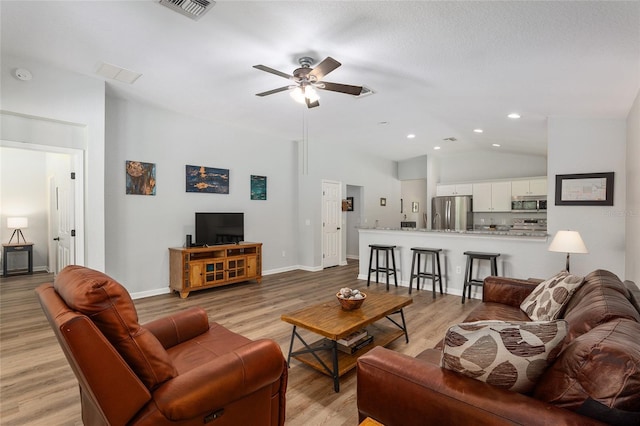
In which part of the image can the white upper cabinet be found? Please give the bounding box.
[436,183,473,196]
[528,178,548,196]
[473,181,512,212]
[511,178,547,196]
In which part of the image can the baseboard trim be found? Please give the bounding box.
[131,287,171,300]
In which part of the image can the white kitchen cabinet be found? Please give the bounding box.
[528,179,547,196]
[511,178,547,196]
[473,181,512,212]
[436,183,473,196]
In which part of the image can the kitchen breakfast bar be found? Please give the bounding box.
[357,228,549,300]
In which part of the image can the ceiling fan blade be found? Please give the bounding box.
[306,98,320,108]
[317,81,363,96]
[253,65,293,80]
[309,57,341,81]
[255,86,291,97]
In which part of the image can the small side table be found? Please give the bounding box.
[2,243,34,277]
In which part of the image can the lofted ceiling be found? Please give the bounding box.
[1,1,638,161]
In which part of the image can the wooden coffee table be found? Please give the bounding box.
[281,292,412,392]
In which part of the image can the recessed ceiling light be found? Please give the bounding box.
[473,129,483,133]
[434,146,441,150]
[407,134,416,139]
[492,143,501,147]
[507,113,521,119]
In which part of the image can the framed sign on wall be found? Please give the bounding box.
[555,172,614,206]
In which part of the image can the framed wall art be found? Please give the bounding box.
[250,175,267,200]
[126,160,156,195]
[555,172,614,206]
[185,165,229,194]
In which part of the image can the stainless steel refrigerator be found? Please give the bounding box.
[431,196,473,231]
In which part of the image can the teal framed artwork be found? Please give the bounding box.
[251,175,267,200]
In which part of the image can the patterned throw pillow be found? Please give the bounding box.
[441,320,568,393]
[520,272,585,320]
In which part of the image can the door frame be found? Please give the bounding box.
[1,140,85,268]
[321,179,343,268]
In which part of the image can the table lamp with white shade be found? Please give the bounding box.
[7,217,28,244]
[548,230,588,273]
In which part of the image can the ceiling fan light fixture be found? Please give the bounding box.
[290,87,306,104]
[305,86,320,102]
[290,86,319,105]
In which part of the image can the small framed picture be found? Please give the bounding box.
[380,198,387,206]
[346,196,354,211]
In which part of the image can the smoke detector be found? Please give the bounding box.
[14,68,32,81]
[159,0,215,21]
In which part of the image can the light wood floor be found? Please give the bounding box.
[0,261,480,425]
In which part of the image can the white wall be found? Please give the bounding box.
[105,95,299,293]
[296,140,401,269]
[0,55,106,270]
[436,151,547,183]
[398,155,428,180]
[547,118,627,278]
[626,90,640,283]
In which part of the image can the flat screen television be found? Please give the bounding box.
[195,213,244,246]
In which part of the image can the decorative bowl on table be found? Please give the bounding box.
[336,287,367,311]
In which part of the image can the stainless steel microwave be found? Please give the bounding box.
[511,196,547,211]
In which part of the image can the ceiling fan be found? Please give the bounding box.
[253,56,363,108]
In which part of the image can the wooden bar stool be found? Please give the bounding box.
[461,251,500,304]
[408,247,443,298]
[367,244,398,291]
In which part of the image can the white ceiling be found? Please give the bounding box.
[1,1,639,161]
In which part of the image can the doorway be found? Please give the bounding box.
[1,141,84,274]
[321,180,342,268]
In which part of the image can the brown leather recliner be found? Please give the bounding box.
[35,265,287,425]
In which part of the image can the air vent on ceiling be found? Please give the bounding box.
[96,62,142,84]
[443,137,458,142]
[159,0,215,21]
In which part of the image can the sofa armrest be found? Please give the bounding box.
[152,339,285,420]
[482,276,539,307]
[357,347,605,426]
[143,307,210,349]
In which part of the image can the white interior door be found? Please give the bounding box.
[51,173,75,274]
[322,180,342,268]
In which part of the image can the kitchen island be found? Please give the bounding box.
[358,227,552,300]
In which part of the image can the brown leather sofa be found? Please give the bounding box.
[357,269,640,426]
[35,265,287,425]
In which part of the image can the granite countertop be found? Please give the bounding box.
[358,227,548,238]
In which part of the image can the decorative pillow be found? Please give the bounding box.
[520,271,585,320]
[441,320,568,394]
[54,265,177,390]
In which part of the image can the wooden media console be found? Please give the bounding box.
[169,242,262,298]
